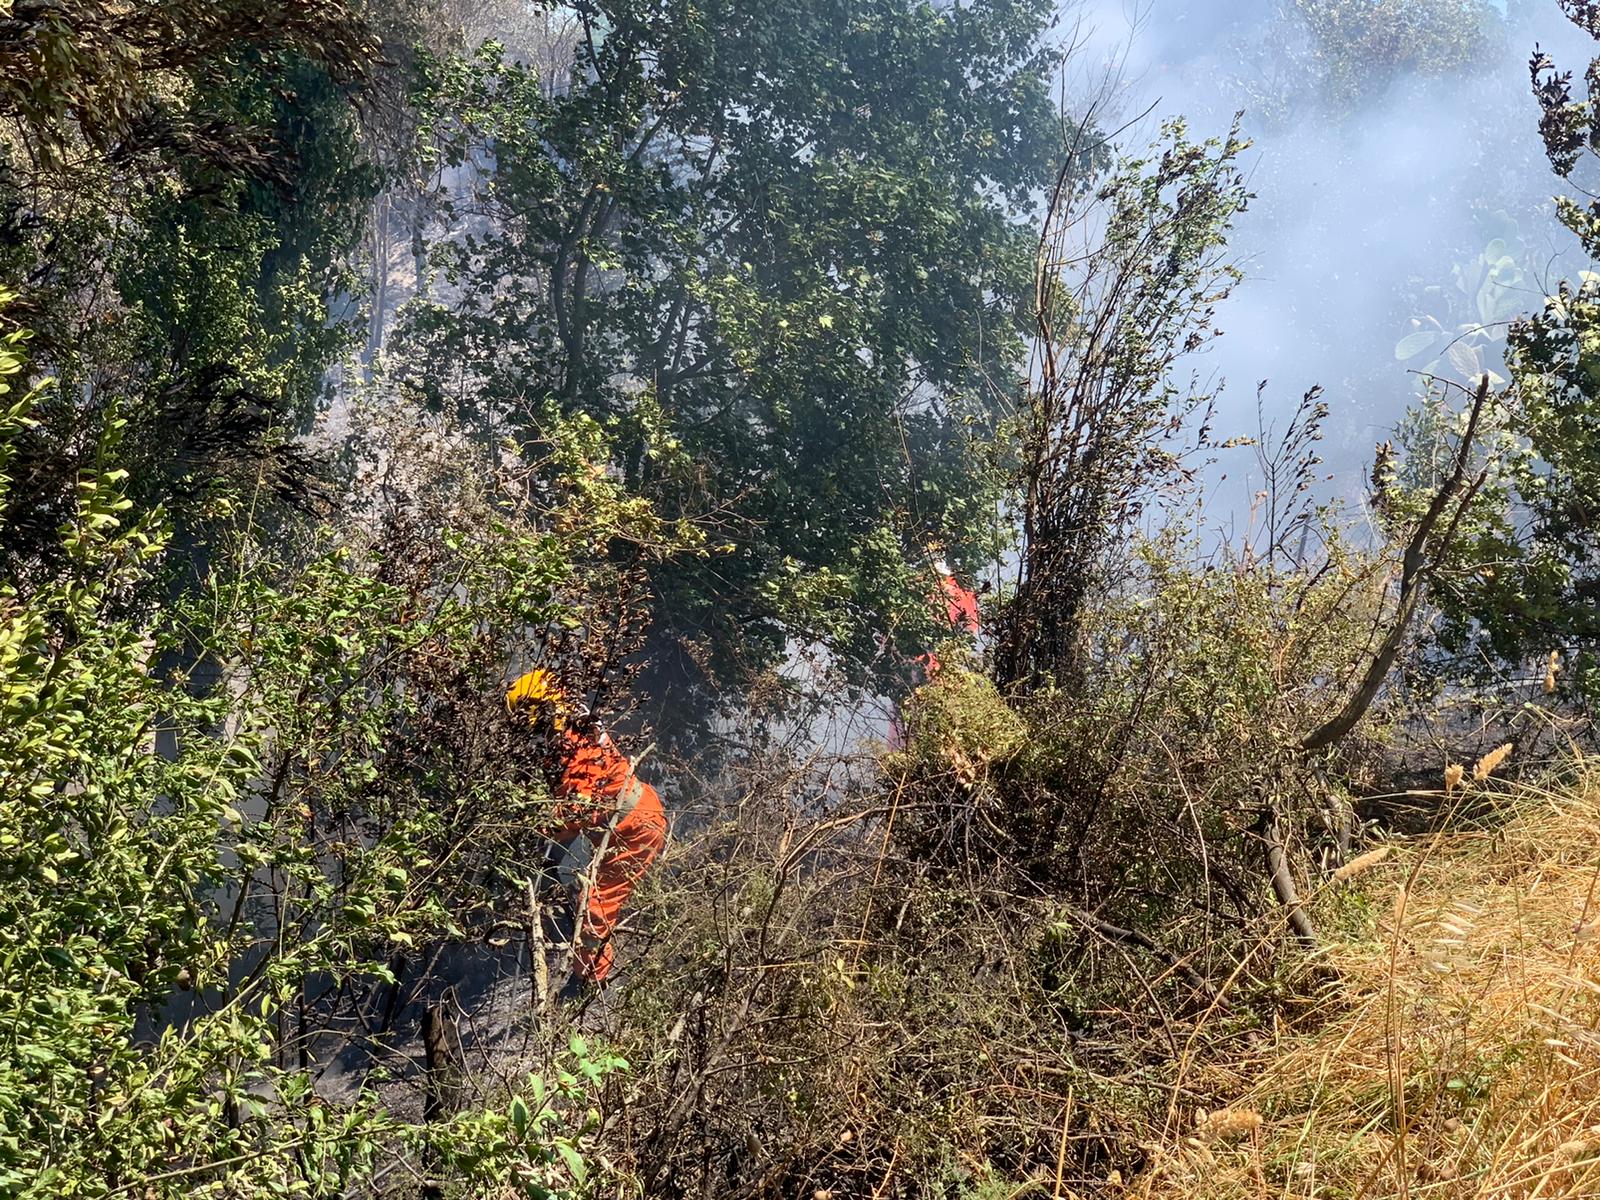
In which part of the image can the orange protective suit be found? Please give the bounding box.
[551,727,667,983]
[889,568,981,751]
[918,571,980,680]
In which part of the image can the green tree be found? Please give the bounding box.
[395,0,1069,734]
[1383,0,1600,709]
[0,2,383,588]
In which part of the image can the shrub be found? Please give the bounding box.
[0,309,647,1197]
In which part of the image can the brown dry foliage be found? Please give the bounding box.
[563,735,1600,1200]
[1139,770,1600,1200]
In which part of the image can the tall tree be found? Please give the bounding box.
[397,0,1068,736]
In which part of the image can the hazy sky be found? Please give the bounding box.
[1065,0,1594,520]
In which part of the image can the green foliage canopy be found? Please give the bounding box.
[1385,2,1600,707]
[396,0,1068,729]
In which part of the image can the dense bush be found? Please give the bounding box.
[0,312,665,1196]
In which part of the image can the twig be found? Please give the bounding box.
[1052,1088,1075,1200]
[1067,908,1219,1002]
[527,876,548,1020]
[851,773,908,969]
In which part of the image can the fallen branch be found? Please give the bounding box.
[1261,805,1317,947]
[1065,907,1219,1002]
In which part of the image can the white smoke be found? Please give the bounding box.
[1064,0,1593,518]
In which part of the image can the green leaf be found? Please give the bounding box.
[555,1141,586,1184]
[1395,330,1438,360]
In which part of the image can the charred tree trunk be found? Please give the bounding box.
[420,991,464,1200]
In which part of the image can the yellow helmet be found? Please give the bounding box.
[506,668,569,724]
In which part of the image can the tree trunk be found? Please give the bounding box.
[420,991,463,1200]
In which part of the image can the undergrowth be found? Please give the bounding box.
[578,751,1600,1199]
[1139,766,1600,1200]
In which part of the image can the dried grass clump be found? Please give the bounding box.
[1194,1106,1263,1142]
[1331,844,1391,883]
[1473,741,1513,782]
[1138,767,1600,1199]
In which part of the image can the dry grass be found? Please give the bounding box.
[1138,769,1600,1200]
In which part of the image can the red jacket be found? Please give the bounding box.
[938,573,979,634]
[919,572,979,678]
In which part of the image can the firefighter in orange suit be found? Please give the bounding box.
[920,553,980,679]
[888,552,981,750]
[507,669,667,993]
